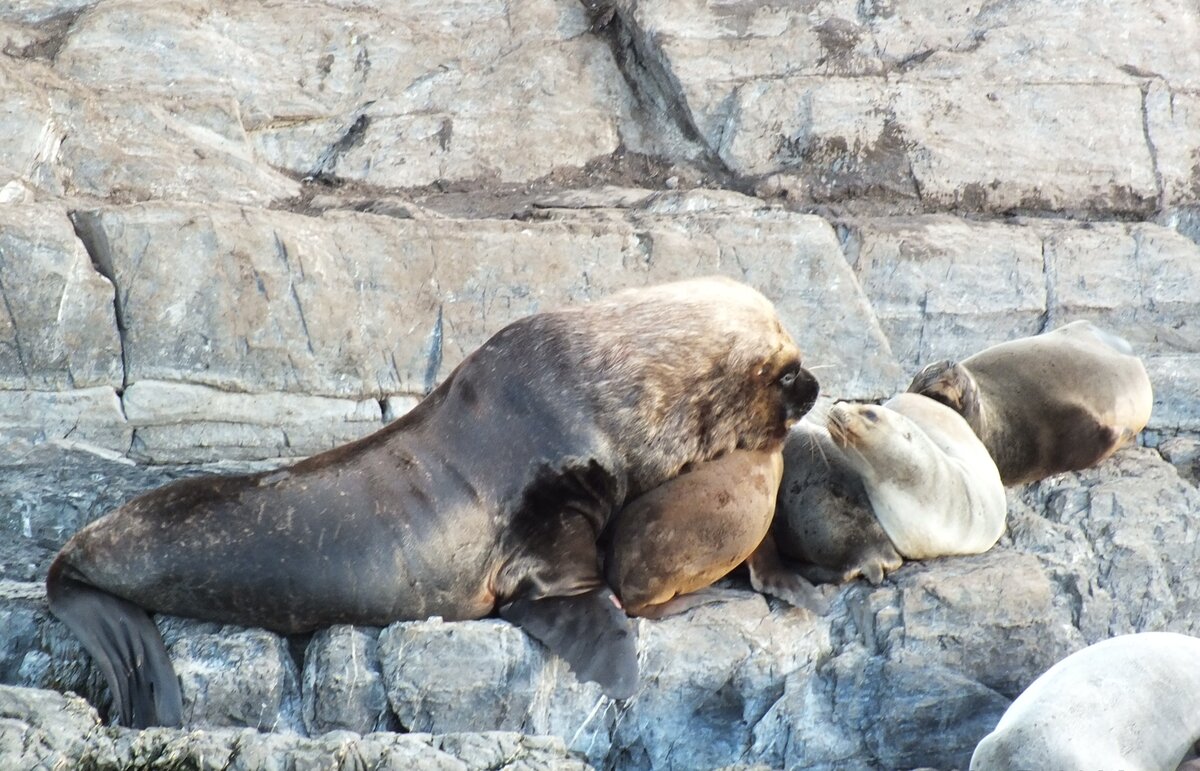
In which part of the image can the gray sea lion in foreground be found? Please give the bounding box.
[908,320,1153,485]
[47,277,819,728]
[826,393,1006,560]
[607,448,827,617]
[971,632,1200,771]
[773,419,902,585]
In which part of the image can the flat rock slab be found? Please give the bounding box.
[71,198,901,404]
[615,0,1200,212]
[0,683,592,770]
[52,0,629,189]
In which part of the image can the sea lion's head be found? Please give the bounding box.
[826,401,922,484]
[741,341,820,441]
[906,360,981,432]
[827,402,895,450]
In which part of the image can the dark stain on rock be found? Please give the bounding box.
[436,119,453,152]
[773,117,918,203]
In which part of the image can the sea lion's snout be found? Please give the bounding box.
[782,366,819,422]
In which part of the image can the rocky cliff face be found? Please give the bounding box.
[2,1,1199,769]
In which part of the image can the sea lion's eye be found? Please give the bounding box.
[780,371,796,388]
[863,408,879,423]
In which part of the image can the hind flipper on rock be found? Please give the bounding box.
[500,587,638,700]
[46,559,182,728]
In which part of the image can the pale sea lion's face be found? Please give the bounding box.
[825,401,925,485]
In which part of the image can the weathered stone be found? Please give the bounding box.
[615,0,1197,214]
[0,56,299,206]
[379,591,833,770]
[0,682,592,770]
[1014,447,1200,641]
[71,202,899,407]
[1039,222,1200,353]
[0,204,121,391]
[843,216,1047,370]
[122,380,383,463]
[852,550,1084,698]
[158,618,304,734]
[0,684,106,770]
[0,388,129,457]
[0,441,210,580]
[824,649,1009,771]
[301,626,395,736]
[608,593,831,771]
[1158,434,1200,487]
[55,0,629,189]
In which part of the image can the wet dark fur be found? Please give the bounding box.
[47,278,817,727]
[773,422,902,585]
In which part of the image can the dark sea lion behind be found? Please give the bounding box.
[47,276,819,728]
[908,320,1153,485]
[774,420,902,586]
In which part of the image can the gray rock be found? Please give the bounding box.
[302,625,395,736]
[0,55,299,206]
[611,0,1198,213]
[0,388,129,456]
[1014,447,1200,641]
[0,683,592,770]
[159,618,304,735]
[1158,434,1200,487]
[0,204,121,391]
[68,201,897,413]
[0,684,107,770]
[843,216,1047,371]
[0,441,222,581]
[122,380,384,463]
[54,0,629,189]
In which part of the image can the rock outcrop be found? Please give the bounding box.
[2,0,1199,769]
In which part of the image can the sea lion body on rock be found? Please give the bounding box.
[773,420,902,585]
[908,320,1153,485]
[606,448,827,617]
[971,632,1200,771]
[826,393,1006,560]
[47,277,819,728]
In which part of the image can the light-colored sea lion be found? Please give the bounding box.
[825,393,1006,560]
[773,419,902,585]
[606,448,827,617]
[971,632,1200,771]
[46,276,820,728]
[908,320,1153,485]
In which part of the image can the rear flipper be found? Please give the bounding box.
[746,534,831,615]
[46,559,182,728]
[499,587,638,700]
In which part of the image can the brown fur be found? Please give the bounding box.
[606,449,784,617]
[47,276,820,725]
[908,320,1153,485]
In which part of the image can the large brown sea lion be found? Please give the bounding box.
[46,276,819,728]
[908,320,1153,485]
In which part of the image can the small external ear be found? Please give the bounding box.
[907,360,983,431]
[907,360,960,407]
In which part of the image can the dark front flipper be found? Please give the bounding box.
[499,587,638,700]
[46,560,182,728]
